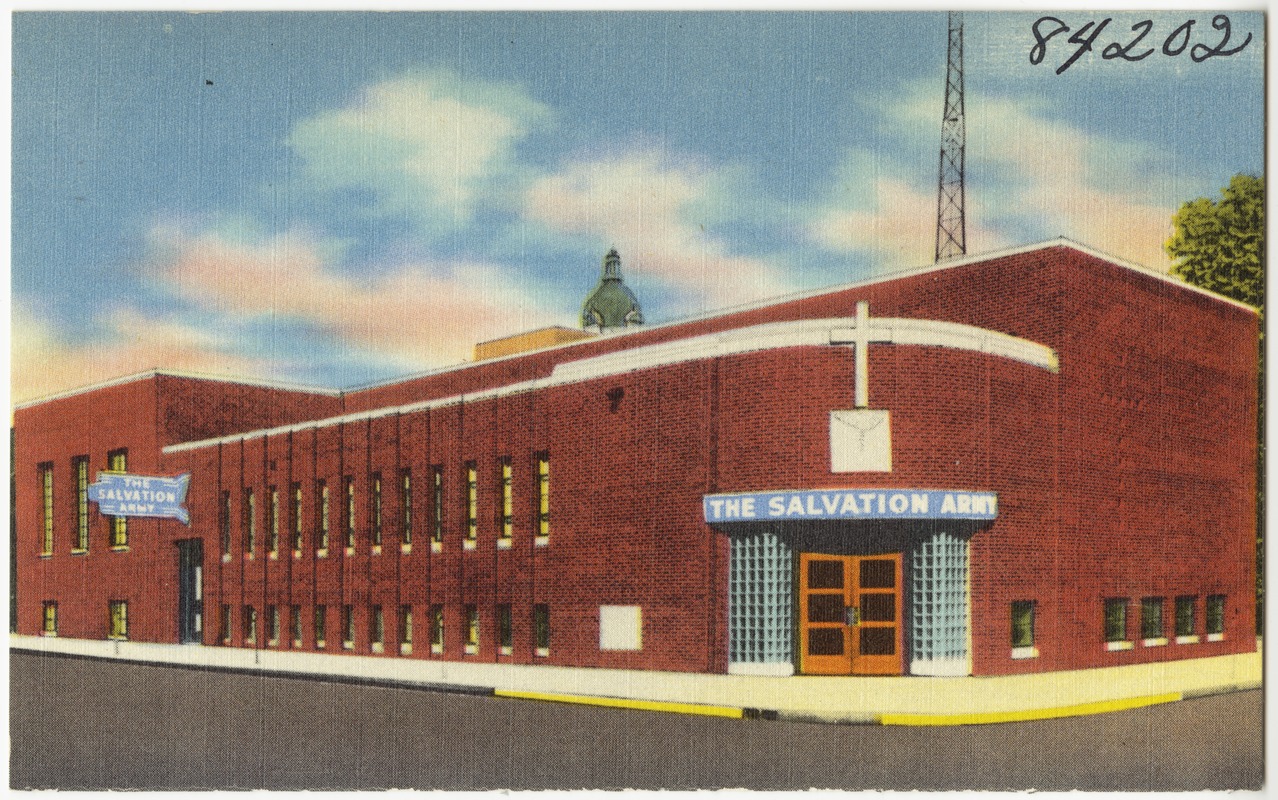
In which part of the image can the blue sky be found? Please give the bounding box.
[11,8,1265,404]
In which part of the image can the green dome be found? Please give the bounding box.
[581,249,644,331]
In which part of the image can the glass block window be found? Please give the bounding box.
[1141,597,1164,639]
[1206,595,1226,635]
[910,531,969,664]
[1104,598,1128,642]
[728,531,793,665]
[73,456,89,551]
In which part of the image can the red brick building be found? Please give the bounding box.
[13,241,1258,678]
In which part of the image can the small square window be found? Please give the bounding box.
[1010,600,1035,654]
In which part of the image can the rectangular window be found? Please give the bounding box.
[1104,598,1129,646]
[497,603,513,654]
[108,600,128,640]
[465,462,478,543]
[40,462,54,555]
[290,605,302,647]
[499,458,514,543]
[219,490,232,557]
[370,605,384,652]
[1141,597,1165,643]
[220,604,232,645]
[42,601,58,636]
[291,482,304,552]
[108,449,128,547]
[1206,594,1226,638]
[268,486,280,556]
[533,604,551,656]
[316,480,329,552]
[243,488,256,556]
[370,472,383,547]
[1010,600,1035,654]
[243,606,258,644]
[1175,595,1197,642]
[344,476,356,549]
[431,466,444,545]
[400,469,413,546]
[465,605,479,654]
[267,605,280,646]
[314,605,327,649]
[430,605,444,654]
[399,605,413,654]
[73,456,89,552]
[536,453,550,542]
[342,604,355,649]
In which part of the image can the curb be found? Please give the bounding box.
[494,689,778,720]
[878,691,1182,726]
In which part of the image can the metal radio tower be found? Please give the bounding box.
[934,11,966,263]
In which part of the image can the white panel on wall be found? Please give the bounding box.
[830,409,891,472]
[599,605,642,651]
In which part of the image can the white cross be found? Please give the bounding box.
[829,301,891,408]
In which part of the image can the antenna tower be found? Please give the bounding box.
[934,11,966,262]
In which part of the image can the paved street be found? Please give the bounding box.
[9,651,1263,790]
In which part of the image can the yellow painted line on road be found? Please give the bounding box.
[494,689,746,719]
[880,691,1183,726]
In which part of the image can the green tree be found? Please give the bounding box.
[1165,173,1264,634]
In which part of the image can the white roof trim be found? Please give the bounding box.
[163,316,1057,455]
[13,368,343,411]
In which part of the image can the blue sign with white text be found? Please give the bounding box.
[88,472,191,525]
[703,489,997,523]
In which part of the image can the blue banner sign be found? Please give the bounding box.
[88,472,191,525]
[703,489,997,523]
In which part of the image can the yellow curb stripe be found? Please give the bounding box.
[880,691,1183,726]
[493,689,745,719]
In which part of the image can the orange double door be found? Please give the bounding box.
[798,552,903,675]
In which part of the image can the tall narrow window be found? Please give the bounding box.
[342,604,355,649]
[1104,598,1130,649]
[291,482,304,552]
[1010,600,1035,655]
[268,486,280,556]
[370,605,384,652]
[267,605,280,646]
[72,456,89,552]
[220,490,232,558]
[108,600,128,640]
[400,469,413,546]
[1206,594,1226,639]
[243,488,256,556]
[220,604,232,645]
[39,463,54,555]
[399,605,413,654]
[290,605,302,648]
[536,453,550,543]
[431,466,444,545]
[430,605,444,654]
[344,476,356,550]
[316,480,329,552]
[107,449,128,547]
[1175,595,1197,642]
[464,462,478,545]
[243,606,258,645]
[370,473,383,548]
[314,605,327,648]
[465,605,479,654]
[534,604,551,656]
[42,601,58,636]
[497,603,513,654]
[1141,597,1165,642]
[499,458,514,544]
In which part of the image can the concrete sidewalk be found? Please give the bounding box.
[10,634,1261,725]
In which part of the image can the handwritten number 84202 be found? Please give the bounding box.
[1030,15,1251,75]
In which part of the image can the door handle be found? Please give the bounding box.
[845,606,860,626]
